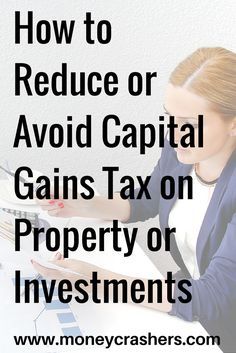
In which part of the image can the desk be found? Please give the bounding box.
[0,192,220,353]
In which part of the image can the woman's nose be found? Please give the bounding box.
[174,123,185,145]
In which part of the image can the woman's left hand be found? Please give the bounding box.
[31,252,101,282]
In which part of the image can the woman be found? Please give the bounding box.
[33,47,236,352]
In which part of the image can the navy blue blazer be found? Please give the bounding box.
[126,141,236,352]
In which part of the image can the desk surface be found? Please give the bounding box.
[0,194,221,352]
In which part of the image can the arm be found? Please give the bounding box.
[32,255,172,313]
[37,193,131,222]
[37,158,162,222]
[170,212,236,322]
[33,213,236,319]
[37,143,171,222]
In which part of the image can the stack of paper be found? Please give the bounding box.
[0,210,15,244]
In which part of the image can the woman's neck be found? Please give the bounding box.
[196,144,235,182]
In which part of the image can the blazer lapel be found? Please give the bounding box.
[162,150,236,276]
[161,162,193,273]
[196,150,236,273]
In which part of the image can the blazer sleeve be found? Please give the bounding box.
[169,212,236,322]
[123,141,175,223]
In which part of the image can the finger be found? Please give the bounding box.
[50,259,74,269]
[41,204,58,211]
[48,259,85,276]
[48,208,62,216]
[52,252,63,261]
[35,199,53,206]
[36,199,57,210]
[49,259,91,279]
[31,260,61,279]
[48,201,64,215]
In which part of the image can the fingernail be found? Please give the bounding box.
[58,202,64,208]
[55,252,61,260]
[49,200,55,204]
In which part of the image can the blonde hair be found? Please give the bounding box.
[170,47,236,118]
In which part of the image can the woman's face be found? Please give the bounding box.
[164,84,234,165]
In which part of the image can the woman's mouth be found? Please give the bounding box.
[175,147,190,153]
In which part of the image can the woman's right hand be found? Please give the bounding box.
[36,195,82,218]
[36,189,130,222]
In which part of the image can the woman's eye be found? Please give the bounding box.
[188,123,199,129]
[163,113,199,129]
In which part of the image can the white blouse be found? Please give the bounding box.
[169,168,216,279]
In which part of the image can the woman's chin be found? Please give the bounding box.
[176,149,196,164]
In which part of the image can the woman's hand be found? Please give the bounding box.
[31,252,101,282]
[31,253,172,312]
[36,194,83,218]
[36,188,130,222]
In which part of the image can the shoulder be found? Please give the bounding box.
[223,151,236,202]
[227,166,236,205]
[215,152,236,222]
